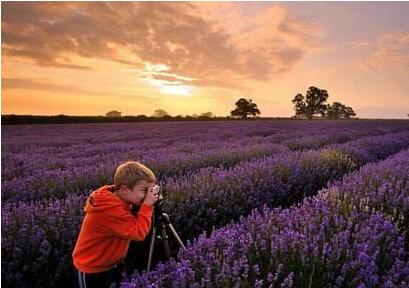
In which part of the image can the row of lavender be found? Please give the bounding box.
[124,148,409,288]
[2,130,409,288]
[3,121,409,202]
[123,130,409,268]
[2,121,292,148]
[0,121,380,191]
[159,130,409,242]
[5,120,398,150]
[5,121,407,187]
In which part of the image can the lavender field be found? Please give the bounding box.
[2,120,409,288]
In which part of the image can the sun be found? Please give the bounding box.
[140,63,196,96]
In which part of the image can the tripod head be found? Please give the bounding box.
[153,198,171,225]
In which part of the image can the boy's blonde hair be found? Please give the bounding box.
[114,161,156,190]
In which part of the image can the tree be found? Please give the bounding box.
[152,109,170,118]
[292,94,306,117]
[326,102,356,119]
[292,86,329,119]
[105,111,121,117]
[200,112,213,118]
[230,98,261,119]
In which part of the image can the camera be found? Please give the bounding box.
[152,185,160,195]
[152,184,163,207]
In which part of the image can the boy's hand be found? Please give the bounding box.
[142,186,159,207]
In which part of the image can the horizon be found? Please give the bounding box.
[2,2,409,119]
[2,113,408,121]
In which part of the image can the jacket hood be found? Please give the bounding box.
[84,185,130,214]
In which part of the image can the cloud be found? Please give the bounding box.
[2,2,324,89]
[348,41,371,48]
[2,77,110,95]
[2,77,162,106]
[357,32,409,70]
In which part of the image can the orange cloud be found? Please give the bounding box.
[1,77,111,95]
[357,32,409,70]
[2,2,324,90]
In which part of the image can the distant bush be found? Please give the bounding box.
[1,115,291,125]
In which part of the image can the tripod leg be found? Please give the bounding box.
[147,226,156,272]
[167,223,186,249]
[160,223,172,259]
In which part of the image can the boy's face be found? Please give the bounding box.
[118,180,155,206]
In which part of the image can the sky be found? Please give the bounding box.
[1,1,409,118]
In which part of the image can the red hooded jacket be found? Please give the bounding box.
[72,185,153,273]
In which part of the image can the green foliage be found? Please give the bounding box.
[152,109,170,118]
[326,102,356,119]
[292,86,328,119]
[230,98,261,119]
[292,87,356,120]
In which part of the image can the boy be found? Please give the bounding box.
[72,161,159,288]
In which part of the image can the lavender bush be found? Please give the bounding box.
[2,120,409,288]
[124,149,409,287]
[161,131,409,241]
[3,120,408,202]
[323,148,409,247]
[2,128,409,287]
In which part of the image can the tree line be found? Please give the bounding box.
[229,86,356,120]
[291,86,355,119]
[2,86,359,124]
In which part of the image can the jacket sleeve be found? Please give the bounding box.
[101,204,154,241]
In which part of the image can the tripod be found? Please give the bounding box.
[146,206,186,272]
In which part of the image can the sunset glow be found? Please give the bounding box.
[1,2,409,118]
[141,63,195,96]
